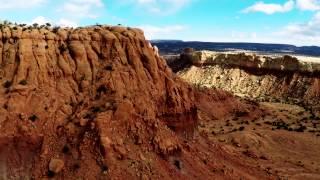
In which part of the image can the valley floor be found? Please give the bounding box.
[199,100,320,179]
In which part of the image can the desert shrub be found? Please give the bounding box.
[297,111,304,116]
[62,145,70,154]
[84,113,96,120]
[264,121,272,125]
[91,106,102,113]
[235,110,249,117]
[52,26,59,33]
[101,164,108,173]
[47,170,55,177]
[59,44,67,52]
[295,125,307,132]
[3,81,11,88]
[104,65,113,71]
[19,79,27,85]
[239,126,245,131]
[174,160,182,170]
[272,121,289,130]
[3,20,9,25]
[73,163,80,170]
[28,114,38,122]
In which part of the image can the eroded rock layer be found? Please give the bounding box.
[177,51,320,115]
[0,25,200,179]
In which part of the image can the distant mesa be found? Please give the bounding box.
[152,40,320,57]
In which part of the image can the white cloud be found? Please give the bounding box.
[296,0,320,11]
[31,16,78,27]
[57,18,78,27]
[70,0,103,7]
[31,16,49,25]
[231,31,258,41]
[243,0,294,14]
[29,0,101,28]
[278,12,320,45]
[137,0,155,3]
[59,0,104,19]
[138,25,186,39]
[0,0,46,9]
[129,0,192,14]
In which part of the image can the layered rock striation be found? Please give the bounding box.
[0,25,198,179]
[184,50,320,73]
[176,51,320,115]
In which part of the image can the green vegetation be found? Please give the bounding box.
[0,20,55,32]
[32,23,39,28]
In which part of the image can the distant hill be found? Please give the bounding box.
[150,40,320,57]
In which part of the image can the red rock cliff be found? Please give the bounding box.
[0,25,198,179]
[0,26,272,180]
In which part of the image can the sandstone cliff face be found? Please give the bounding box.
[177,51,320,115]
[0,25,199,179]
[0,26,275,179]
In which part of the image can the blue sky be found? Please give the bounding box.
[1,0,320,46]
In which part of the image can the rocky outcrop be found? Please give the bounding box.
[177,51,320,115]
[0,25,199,179]
[187,51,320,73]
[0,25,276,179]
